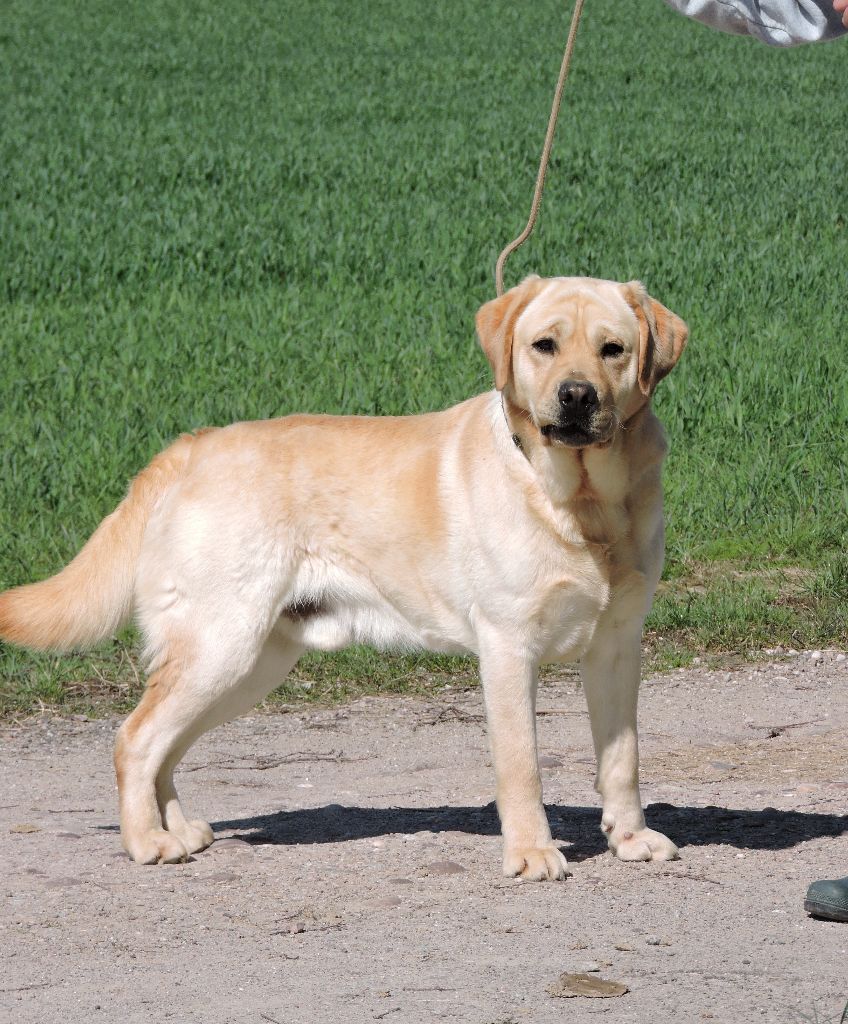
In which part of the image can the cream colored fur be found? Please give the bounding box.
[0,276,687,878]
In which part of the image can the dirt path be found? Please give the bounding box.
[2,651,847,1024]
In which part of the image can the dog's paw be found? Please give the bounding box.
[607,826,679,863]
[125,829,189,865]
[170,818,214,855]
[503,843,570,881]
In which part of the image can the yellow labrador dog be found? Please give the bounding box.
[0,275,687,879]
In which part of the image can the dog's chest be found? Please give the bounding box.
[531,496,645,661]
[528,541,608,660]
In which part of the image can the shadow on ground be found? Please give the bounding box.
[209,802,848,860]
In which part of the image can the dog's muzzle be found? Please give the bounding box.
[540,379,608,448]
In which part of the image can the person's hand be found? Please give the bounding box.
[835,0,848,29]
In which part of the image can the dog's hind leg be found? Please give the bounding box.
[154,631,303,858]
[115,630,302,864]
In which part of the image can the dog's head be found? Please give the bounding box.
[476,276,688,449]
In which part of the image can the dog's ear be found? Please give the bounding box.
[475,275,545,391]
[622,281,688,397]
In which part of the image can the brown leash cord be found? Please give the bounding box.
[494,0,586,297]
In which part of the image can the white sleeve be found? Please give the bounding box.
[663,0,848,45]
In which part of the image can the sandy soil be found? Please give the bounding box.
[2,650,847,1024]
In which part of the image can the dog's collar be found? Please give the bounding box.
[501,394,529,460]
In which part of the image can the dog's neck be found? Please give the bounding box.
[501,392,660,519]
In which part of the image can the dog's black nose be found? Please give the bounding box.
[558,379,598,414]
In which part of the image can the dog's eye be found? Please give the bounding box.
[532,338,557,355]
[600,342,625,359]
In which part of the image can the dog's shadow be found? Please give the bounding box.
[211,801,848,860]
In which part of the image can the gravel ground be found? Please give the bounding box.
[2,650,847,1024]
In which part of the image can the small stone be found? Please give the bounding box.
[547,973,629,999]
[810,650,823,661]
[583,961,602,973]
[646,935,663,946]
[388,877,413,885]
[211,838,253,853]
[10,824,40,834]
[614,944,633,952]
[836,653,846,664]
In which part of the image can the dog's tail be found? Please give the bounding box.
[0,432,201,652]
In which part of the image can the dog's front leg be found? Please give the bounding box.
[478,632,569,881]
[581,621,679,862]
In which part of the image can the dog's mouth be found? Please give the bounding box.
[540,423,597,448]
[540,415,617,449]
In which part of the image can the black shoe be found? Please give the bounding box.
[804,877,848,922]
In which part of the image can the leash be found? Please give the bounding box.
[494,0,586,297]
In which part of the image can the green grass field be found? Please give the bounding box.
[1,0,846,716]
